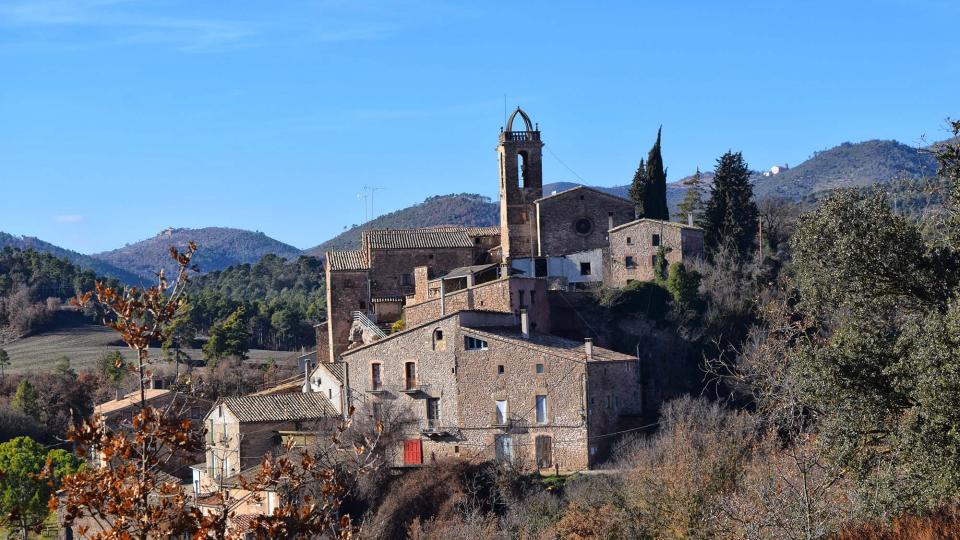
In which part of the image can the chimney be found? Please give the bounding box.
[687,212,694,226]
[584,338,594,361]
[115,388,122,401]
[607,213,614,232]
[302,360,312,393]
[520,309,530,339]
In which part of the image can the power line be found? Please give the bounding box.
[543,144,588,185]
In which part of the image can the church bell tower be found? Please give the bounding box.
[498,107,543,260]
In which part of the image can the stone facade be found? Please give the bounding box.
[499,108,543,260]
[342,310,641,471]
[605,219,704,285]
[404,275,550,333]
[535,186,636,256]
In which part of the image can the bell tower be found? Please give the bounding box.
[498,107,543,260]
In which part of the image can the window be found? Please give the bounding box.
[536,395,548,424]
[497,365,505,375]
[495,400,508,425]
[651,254,658,267]
[433,328,445,351]
[359,300,366,310]
[652,234,661,247]
[536,363,544,374]
[625,256,636,268]
[574,218,593,235]
[405,362,417,390]
[626,236,633,245]
[465,336,488,350]
[426,398,440,429]
[579,262,592,276]
[401,273,413,286]
[495,434,513,463]
[371,363,382,391]
[519,290,526,308]
[534,257,548,277]
[328,388,333,399]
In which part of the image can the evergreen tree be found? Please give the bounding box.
[702,151,759,256]
[0,349,9,379]
[0,436,80,538]
[12,380,40,422]
[203,306,251,364]
[677,167,705,223]
[644,127,670,221]
[628,158,647,217]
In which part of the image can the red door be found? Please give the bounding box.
[403,439,422,466]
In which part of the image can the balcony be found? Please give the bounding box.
[499,130,540,143]
[419,418,450,437]
[400,380,431,396]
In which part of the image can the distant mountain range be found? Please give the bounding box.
[1,137,946,283]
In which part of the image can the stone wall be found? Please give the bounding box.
[403,277,549,333]
[606,220,704,285]
[536,188,635,256]
[325,268,370,361]
[368,247,476,299]
[585,360,642,465]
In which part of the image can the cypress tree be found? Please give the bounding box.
[677,167,705,223]
[644,127,669,221]
[702,151,759,256]
[628,158,647,217]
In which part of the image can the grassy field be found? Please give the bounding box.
[0,324,297,374]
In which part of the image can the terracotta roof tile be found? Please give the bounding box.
[325,250,370,271]
[363,229,474,250]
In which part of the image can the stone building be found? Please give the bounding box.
[605,218,704,285]
[193,392,338,494]
[339,309,641,472]
[403,263,550,332]
[534,186,636,257]
[323,226,499,362]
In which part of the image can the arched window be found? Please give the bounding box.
[517,151,528,188]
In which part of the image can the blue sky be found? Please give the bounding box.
[1,0,957,253]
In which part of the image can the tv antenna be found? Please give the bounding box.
[357,185,384,222]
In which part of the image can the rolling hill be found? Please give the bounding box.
[304,193,500,256]
[0,232,142,284]
[751,139,938,200]
[91,227,303,281]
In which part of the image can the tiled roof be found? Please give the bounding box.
[95,388,172,416]
[326,250,370,271]
[221,392,337,423]
[363,229,474,250]
[426,225,501,237]
[608,218,703,233]
[535,185,633,205]
[314,362,346,385]
[440,263,498,279]
[462,326,637,362]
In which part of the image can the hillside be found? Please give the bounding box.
[0,232,141,283]
[305,193,499,256]
[92,227,302,281]
[752,139,938,200]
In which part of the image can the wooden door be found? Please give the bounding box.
[535,435,552,468]
[403,439,422,466]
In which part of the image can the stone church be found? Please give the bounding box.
[319,108,703,362]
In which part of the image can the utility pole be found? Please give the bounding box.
[365,185,384,220]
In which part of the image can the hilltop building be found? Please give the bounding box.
[313,108,704,471]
